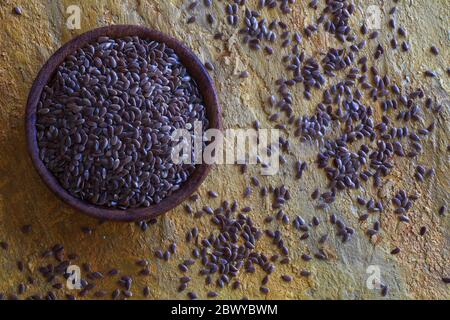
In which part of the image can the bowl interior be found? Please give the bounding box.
[26,25,222,222]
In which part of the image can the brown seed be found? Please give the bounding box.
[300,270,311,277]
[13,6,23,15]
[430,46,439,55]
[108,268,119,276]
[419,226,427,236]
[112,289,120,299]
[360,24,368,35]
[388,18,396,29]
[188,1,199,10]
[123,290,133,298]
[311,188,319,200]
[368,31,379,39]
[189,194,200,202]
[214,32,224,40]
[243,187,252,197]
[398,27,407,37]
[424,70,437,78]
[18,283,26,295]
[265,46,274,55]
[187,292,198,300]
[390,38,398,49]
[281,275,292,282]
[204,62,215,71]
[208,190,218,198]
[260,286,269,294]
[232,280,241,290]
[401,41,409,51]
[239,71,249,78]
[206,13,215,24]
[21,224,32,234]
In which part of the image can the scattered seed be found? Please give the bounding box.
[13,6,23,15]
[430,46,439,55]
[187,292,198,300]
[239,71,249,78]
[260,286,269,294]
[204,62,215,71]
[281,275,292,282]
[419,227,427,236]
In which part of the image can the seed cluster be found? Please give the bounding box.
[181,201,280,296]
[175,0,448,300]
[36,36,208,209]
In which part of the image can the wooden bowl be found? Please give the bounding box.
[25,25,222,222]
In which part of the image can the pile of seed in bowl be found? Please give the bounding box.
[36,36,209,209]
[2,1,448,301]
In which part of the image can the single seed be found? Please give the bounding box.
[419,226,427,236]
[260,286,269,294]
[239,71,249,78]
[21,224,32,234]
[204,62,215,71]
[401,41,409,51]
[398,27,407,37]
[188,1,199,10]
[281,275,292,282]
[208,190,218,198]
[187,292,198,300]
[430,46,439,55]
[300,270,311,277]
[13,6,23,15]
[424,70,437,78]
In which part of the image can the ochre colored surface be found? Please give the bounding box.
[0,0,448,299]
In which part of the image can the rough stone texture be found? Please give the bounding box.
[0,0,448,300]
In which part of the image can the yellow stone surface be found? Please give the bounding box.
[0,0,448,299]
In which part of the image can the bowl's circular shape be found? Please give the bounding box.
[26,25,222,222]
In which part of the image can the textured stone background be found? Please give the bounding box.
[0,0,448,299]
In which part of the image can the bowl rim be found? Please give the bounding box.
[25,25,222,222]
